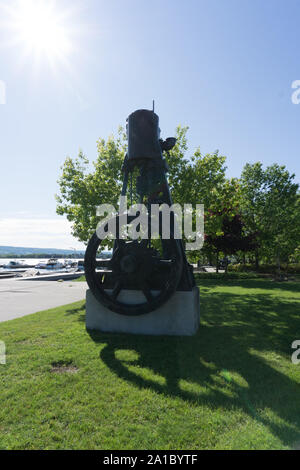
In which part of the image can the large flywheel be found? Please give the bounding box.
[84,215,183,316]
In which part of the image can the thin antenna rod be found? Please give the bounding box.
[152,100,155,112]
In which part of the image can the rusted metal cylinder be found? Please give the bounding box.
[127,109,162,161]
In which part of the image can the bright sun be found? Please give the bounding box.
[2,0,72,63]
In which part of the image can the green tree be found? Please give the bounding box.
[56,129,126,242]
[203,178,242,271]
[240,162,300,272]
[56,126,228,246]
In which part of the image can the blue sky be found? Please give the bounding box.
[0,0,299,248]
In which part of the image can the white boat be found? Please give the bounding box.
[35,261,47,269]
[3,260,31,269]
[35,258,65,270]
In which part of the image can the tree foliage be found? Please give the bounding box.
[56,126,228,245]
[239,162,300,269]
[56,127,300,270]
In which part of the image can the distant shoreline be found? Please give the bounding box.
[0,245,85,259]
[0,254,85,259]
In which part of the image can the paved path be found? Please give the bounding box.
[0,279,87,322]
[203,267,225,273]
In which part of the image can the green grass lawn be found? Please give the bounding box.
[0,278,300,450]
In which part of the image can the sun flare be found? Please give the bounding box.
[2,0,73,64]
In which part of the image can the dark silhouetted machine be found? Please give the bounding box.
[84,109,195,316]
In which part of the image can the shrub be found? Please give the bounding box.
[285,263,300,274]
[228,263,253,272]
[228,263,300,274]
[194,272,260,281]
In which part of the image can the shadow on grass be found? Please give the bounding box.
[87,284,300,448]
[65,304,86,322]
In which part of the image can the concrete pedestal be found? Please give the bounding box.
[86,287,200,336]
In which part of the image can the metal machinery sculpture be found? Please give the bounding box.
[84,109,195,316]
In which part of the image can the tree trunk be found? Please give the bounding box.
[277,253,282,280]
[216,251,219,274]
[255,249,259,271]
[285,260,289,279]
